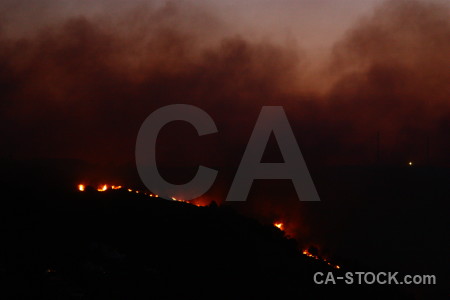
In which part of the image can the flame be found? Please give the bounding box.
[302,249,319,259]
[74,183,214,208]
[76,183,341,269]
[302,249,341,269]
[273,222,284,230]
[190,198,210,207]
[97,185,108,192]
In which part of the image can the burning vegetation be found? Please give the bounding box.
[78,183,342,270]
[302,249,340,269]
[273,222,284,230]
[271,222,341,269]
[77,183,205,207]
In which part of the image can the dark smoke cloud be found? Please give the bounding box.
[1,0,448,167]
[326,0,450,164]
[1,0,449,232]
[1,1,449,291]
[0,1,304,166]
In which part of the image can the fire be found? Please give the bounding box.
[74,181,215,208]
[97,185,108,192]
[77,182,341,269]
[302,249,319,260]
[302,249,341,269]
[273,222,284,230]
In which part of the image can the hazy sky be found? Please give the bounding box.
[0,0,449,166]
[0,0,386,49]
[1,2,449,288]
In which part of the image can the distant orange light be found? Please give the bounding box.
[97,185,107,192]
[78,184,85,192]
[111,185,122,190]
[302,249,318,259]
[302,249,341,269]
[408,161,413,166]
[274,222,284,230]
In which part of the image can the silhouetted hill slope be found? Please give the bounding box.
[0,186,415,300]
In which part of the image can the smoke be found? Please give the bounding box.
[0,1,449,277]
[1,0,448,166]
[0,0,304,165]
[326,0,450,164]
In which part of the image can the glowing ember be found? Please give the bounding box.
[75,184,203,206]
[273,222,284,230]
[302,249,341,269]
[97,185,108,192]
[302,249,319,259]
[75,182,341,269]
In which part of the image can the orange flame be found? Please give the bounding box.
[97,185,108,192]
[75,184,212,207]
[302,249,341,269]
[76,183,340,269]
[302,249,319,259]
[273,222,284,230]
